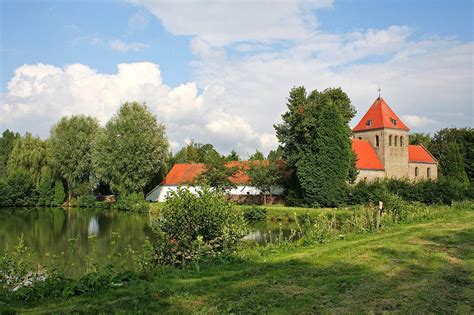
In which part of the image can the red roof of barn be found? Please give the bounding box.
[351,139,385,170]
[161,161,260,185]
[353,98,410,132]
[408,145,437,164]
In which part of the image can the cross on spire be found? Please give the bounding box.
[377,84,381,99]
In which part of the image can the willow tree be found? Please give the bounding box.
[7,132,49,185]
[93,102,169,195]
[50,115,100,204]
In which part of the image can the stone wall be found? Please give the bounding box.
[409,162,438,181]
[353,128,409,179]
[355,169,386,182]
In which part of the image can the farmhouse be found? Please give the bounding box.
[146,97,438,202]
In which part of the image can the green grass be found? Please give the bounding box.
[10,206,473,314]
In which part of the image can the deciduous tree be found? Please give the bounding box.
[93,102,169,195]
[50,115,99,204]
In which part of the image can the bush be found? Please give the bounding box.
[74,194,98,208]
[151,187,246,267]
[243,206,267,222]
[0,171,38,207]
[115,193,149,212]
[54,180,66,206]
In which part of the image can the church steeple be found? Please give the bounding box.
[352,98,410,132]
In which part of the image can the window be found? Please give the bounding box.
[366,120,372,127]
[389,135,392,146]
[400,136,404,147]
[375,135,380,147]
[358,137,362,140]
[395,136,398,147]
[391,118,397,126]
[427,168,431,178]
[415,167,419,177]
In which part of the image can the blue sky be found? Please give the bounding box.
[1,0,472,154]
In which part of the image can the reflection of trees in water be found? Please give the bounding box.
[0,208,152,275]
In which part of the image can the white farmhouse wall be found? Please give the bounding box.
[146,185,284,202]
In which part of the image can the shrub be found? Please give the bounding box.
[115,193,149,212]
[0,171,38,207]
[151,187,246,267]
[74,194,98,208]
[349,179,386,205]
[298,214,336,245]
[243,206,267,222]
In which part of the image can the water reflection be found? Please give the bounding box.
[0,208,298,275]
[87,216,99,236]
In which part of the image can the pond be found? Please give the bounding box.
[0,208,297,275]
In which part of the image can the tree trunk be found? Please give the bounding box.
[67,180,72,207]
[263,193,267,206]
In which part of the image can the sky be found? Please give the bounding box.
[1,0,473,156]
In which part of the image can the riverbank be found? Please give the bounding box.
[6,204,473,313]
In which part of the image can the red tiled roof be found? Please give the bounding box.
[161,161,255,185]
[351,139,385,170]
[408,145,437,164]
[353,98,410,132]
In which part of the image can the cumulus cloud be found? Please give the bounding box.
[0,62,270,155]
[130,0,333,46]
[402,115,436,128]
[108,39,150,52]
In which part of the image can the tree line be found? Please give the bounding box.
[0,87,472,208]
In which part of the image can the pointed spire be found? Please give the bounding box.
[377,84,381,99]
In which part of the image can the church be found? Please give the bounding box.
[350,97,438,182]
[146,97,438,202]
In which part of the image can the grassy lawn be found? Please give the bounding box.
[13,206,473,314]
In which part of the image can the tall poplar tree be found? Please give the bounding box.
[297,101,352,207]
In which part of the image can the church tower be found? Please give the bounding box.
[352,97,410,179]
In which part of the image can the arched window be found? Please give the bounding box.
[389,135,392,146]
[415,167,419,177]
[394,136,398,147]
[375,135,380,147]
[400,136,404,147]
[427,168,431,178]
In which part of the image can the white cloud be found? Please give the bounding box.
[0,62,268,156]
[128,12,149,32]
[131,0,333,46]
[108,39,150,52]
[401,115,436,128]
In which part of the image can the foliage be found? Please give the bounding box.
[151,187,246,266]
[267,146,283,161]
[297,101,352,207]
[54,180,66,206]
[409,132,432,147]
[0,236,37,292]
[115,193,150,212]
[7,133,49,186]
[429,127,473,182]
[243,206,267,222]
[247,159,282,205]
[436,141,469,185]
[0,171,38,206]
[350,177,469,206]
[274,86,356,169]
[195,155,239,190]
[50,115,100,204]
[248,149,265,161]
[0,129,20,177]
[225,149,240,161]
[93,102,169,195]
[38,167,55,206]
[171,141,221,165]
